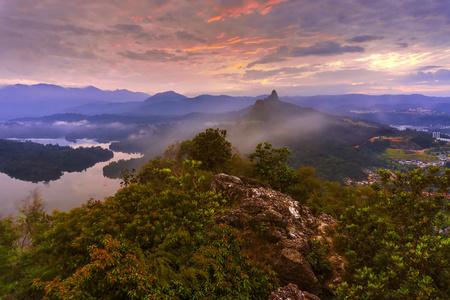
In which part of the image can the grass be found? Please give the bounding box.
[382,148,439,162]
[343,119,377,128]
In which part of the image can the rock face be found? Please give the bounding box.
[211,174,345,298]
[268,283,321,300]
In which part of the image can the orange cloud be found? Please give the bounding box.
[206,16,223,23]
[217,32,226,39]
[131,16,143,22]
[205,0,288,23]
[245,38,281,44]
[182,46,225,51]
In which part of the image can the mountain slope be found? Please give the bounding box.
[226,90,395,181]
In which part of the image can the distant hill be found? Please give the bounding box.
[225,90,396,181]
[63,92,257,116]
[4,83,450,123]
[144,91,187,103]
[282,94,450,115]
[0,84,150,120]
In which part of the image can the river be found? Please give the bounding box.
[0,139,142,216]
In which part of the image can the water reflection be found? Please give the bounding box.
[0,139,142,215]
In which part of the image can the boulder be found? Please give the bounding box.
[211,173,345,296]
[268,283,321,300]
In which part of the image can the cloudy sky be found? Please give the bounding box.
[1,0,450,97]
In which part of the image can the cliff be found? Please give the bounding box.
[211,174,346,299]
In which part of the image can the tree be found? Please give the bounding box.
[15,189,52,251]
[0,216,20,296]
[334,167,450,299]
[248,142,295,192]
[30,162,278,299]
[188,128,232,173]
[1,190,54,299]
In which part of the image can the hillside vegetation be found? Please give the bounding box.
[1,128,449,299]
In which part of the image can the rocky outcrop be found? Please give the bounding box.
[265,90,280,106]
[211,173,345,298]
[268,283,321,300]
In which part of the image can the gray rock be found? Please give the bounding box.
[211,174,345,297]
[268,283,321,300]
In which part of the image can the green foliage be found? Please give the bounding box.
[249,141,296,192]
[15,189,53,250]
[306,239,332,281]
[228,153,255,178]
[103,156,148,179]
[0,216,20,297]
[188,128,232,173]
[288,167,323,205]
[0,190,54,299]
[18,160,277,299]
[288,167,373,218]
[4,129,450,299]
[334,167,450,299]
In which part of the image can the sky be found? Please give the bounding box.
[1,0,450,97]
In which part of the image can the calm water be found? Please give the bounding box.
[0,139,142,216]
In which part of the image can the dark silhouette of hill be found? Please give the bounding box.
[67,92,257,116]
[123,94,257,116]
[144,91,187,103]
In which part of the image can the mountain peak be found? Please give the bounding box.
[265,90,279,105]
[145,91,187,103]
[247,90,280,121]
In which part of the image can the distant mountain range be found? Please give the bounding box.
[0,84,150,120]
[3,83,450,122]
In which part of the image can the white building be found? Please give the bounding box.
[433,132,441,139]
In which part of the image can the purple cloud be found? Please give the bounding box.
[346,35,384,43]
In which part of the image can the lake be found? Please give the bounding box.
[0,139,142,216]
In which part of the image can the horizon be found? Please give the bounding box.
[2,1,450,97]
[0,82,446,99]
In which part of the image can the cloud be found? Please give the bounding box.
[396,42,408,48]
[417,66,443,71]
[205,0,289,22]
[346,35,384,43]
[405,69,450,84]
[2,0,450,96]
[175,31,207,43]
[118,50,187,62]
[247,57,287,68]
[114,24,144,33]
[290,41,364,56]
[246,42,364,68]
[313,69,388,82]
[243,66,309,80]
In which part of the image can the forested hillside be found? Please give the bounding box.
[0,139,113,182]
[1,128,449,299]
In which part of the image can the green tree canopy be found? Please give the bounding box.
[334,167,450,299]
[9,161,278,299]
[188,128,232,173]
[248,141,295,192]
